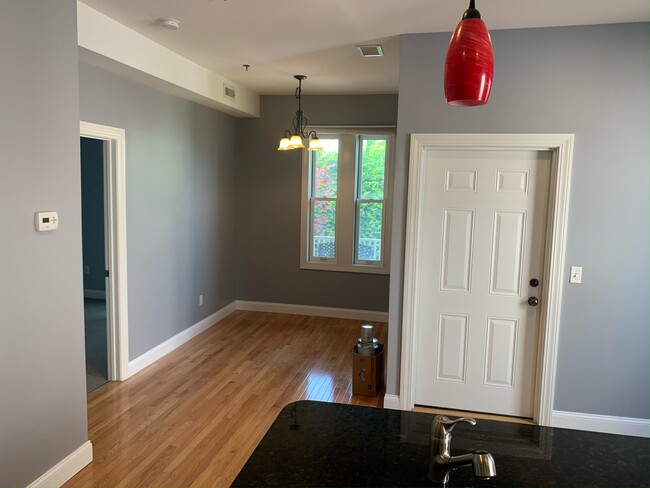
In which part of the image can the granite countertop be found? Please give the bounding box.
[232,400,649,487]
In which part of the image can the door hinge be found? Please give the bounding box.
[105,269,110,278]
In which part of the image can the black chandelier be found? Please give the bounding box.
[277,75,322,151]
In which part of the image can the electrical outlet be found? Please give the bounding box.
[199,294,204,306]
[569,266,582,284]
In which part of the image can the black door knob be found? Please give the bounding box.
[528,296,539,306]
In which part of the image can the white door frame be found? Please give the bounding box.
[80,121,129,381]
[399,133,574,426]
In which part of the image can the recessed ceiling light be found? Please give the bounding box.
[356,45,384,57]
[158,18,181,30]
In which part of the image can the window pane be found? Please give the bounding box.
[357,201,383,261]
[359,138,386,200]
[313,139,339,198]
[312,200,336,258]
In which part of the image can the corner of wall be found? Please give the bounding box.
[27,441,93,488]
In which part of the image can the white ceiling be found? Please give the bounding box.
[79,0,648,95]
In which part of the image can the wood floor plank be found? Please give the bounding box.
[64,310,388,488]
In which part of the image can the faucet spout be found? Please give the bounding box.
[430,451,496,485]
[472,450,496,478]
[428,416,497,485]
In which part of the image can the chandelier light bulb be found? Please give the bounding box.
[289,135,305,149]
[277,137,291,150]
[308,137,323,151]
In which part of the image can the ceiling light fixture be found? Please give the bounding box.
[444,0,494,106]
[277,75,322,151]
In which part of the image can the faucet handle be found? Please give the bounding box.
[432,415,477,438]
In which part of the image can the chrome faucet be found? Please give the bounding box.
[428,415,497,485]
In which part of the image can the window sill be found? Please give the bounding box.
[300,261,390,275]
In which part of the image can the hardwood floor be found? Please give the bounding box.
[64,310,387,487]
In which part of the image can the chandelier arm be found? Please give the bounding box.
[292,113,301,134]
[299,114,310,138]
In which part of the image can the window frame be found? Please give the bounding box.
[354,135,389,268]
[300,127,395,275]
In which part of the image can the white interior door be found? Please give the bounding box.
[413,149,551,418]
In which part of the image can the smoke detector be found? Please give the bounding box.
[158,18,181,30]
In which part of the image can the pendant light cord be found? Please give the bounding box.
[295,78,302,112]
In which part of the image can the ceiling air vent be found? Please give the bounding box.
[223,84,236,101]
[356,45,384,57]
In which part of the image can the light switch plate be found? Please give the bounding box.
[569,266,582,284]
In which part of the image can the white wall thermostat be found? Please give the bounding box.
[34,211,59,231]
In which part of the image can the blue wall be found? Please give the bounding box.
[80,137,106,293]
[0,1,88,485]
[79,62,238,360]
[235,95,398,311]
[388,23,649,419]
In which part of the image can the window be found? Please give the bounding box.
[301,129,394,274]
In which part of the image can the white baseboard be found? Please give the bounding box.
[127,300,386,379]
[128,301,238,377]
[552,410,650,438]
[28,440,93,488]
[383,394,401,410]
[380,400,649,438]
[83,289,106,300]
[236,300,389,323]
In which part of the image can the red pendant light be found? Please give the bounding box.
[444,0,494,106]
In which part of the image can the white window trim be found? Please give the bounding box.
[300,127,394,275]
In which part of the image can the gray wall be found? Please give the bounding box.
[0,1,89,485]
[235,95,398,311]
[81,137,106,292]
[79,63,238,359]
[389,23,649,419]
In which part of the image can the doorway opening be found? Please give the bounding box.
[81,137,109,392]
[80,122,129,385]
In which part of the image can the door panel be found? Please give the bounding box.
[484,317,517,387]
[441,209,475,292]
[437,314,469,382]
[414,149,551,417]
[489,210,526,296]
